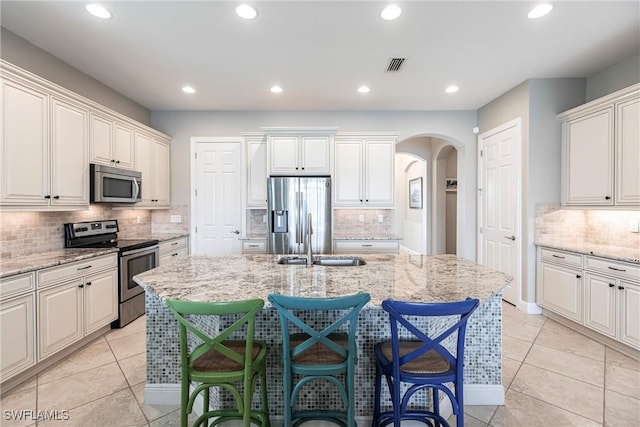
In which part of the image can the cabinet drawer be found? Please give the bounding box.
[242,241,266,253]
[586,256,640,282]
[159,237,188,255]
[1,272,35,300]
[37,254,118,288]
[334,240,399,254]
[539,247,583,268]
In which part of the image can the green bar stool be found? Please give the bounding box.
[166,298,270,427]
[268,292,371,427]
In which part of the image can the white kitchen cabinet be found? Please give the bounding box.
[159,236,189,264]
[0,77,89,209]
[333,239,399,254]
[619,280,640,349]
[37,254,118,360]
[334,135,395,207]
[536,248,584,323]
[615,94,640,205]
[135,132,170,208]
[584,273,617,338]
[90,112,135,170]
[245,135,267,207]
[0,272,36,382]
[268,134,331,175]
[560,83,639,206]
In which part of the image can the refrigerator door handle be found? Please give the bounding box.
[295,191,301,244]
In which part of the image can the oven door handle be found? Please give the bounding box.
[132,177,140,202]
[120,244,159,257]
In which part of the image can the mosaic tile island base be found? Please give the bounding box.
[134,254,512,418]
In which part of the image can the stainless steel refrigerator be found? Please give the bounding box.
[267,176,332,255]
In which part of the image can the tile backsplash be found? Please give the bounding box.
[333,209,394,236]
[0,205,152,259]
[535,204,640,249]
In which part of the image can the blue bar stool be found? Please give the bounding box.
[166,298,270,427]
[268,292,371,427]
[372,298,480,427]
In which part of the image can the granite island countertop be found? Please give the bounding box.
[134,253,511,306]
[535,240,640,264]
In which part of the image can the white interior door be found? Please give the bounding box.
[478,120,521,305]
[193,140,242,256]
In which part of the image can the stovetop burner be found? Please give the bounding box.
[64,220,158,252]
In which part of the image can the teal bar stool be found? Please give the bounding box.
[268,292,371,427]
[372,298,480,427]
[166,298,270,427]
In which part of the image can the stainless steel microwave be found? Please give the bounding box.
[90,164,142,204]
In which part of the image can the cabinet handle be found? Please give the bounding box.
[366,199,369,202]
[605,196,611,200]
[172,253,178,257]
[576,274,582,279]
[360,199,363,202]
[248,244,259,248]
[618,286,625,290]
[301,167,305,170]
[78,284,84,288]
[608,266,626,272]
[362,244,373,247]
[111,159,115,163]
[171,242,179,245]
[44,195,51,199]
[86,281,92,286]
[53,195,60,200]
[609,283,615,288]
[295,167,299,170]
[115,160,120,164]
[77,265,92,270]
[552,254,565,259]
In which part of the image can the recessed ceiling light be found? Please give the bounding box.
[86,4,112,19]
[381,5,402,21]
[236,4,258,20]
[357,86,371,93]
[182,86,196,94]
[445,85,459,94]
[528,4,553,19]
[270,86,283,93]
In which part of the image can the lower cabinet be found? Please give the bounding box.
[38,279,84,360]
[84,268,119,335]
[537,246,640,351]
[159,236,189,264]
[0,293,36,382]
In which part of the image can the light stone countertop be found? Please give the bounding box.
[535,240,640,264]
[133,254,511,306]
[150,233,190,242]
[0,248,118,279]
[333,234,402,240]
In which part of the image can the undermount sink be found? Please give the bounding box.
[277,256,367,266]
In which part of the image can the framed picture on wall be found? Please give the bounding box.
[446,178,458,192]
[409,177,423,209]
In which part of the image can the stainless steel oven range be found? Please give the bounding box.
[64,219,159,328]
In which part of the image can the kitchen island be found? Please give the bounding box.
[134,254,511,419]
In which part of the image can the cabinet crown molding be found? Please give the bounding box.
[261,127,338,135]
[557,83,640,120]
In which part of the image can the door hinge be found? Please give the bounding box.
[195,152,198,159]
[479,227,483,234]
[195,226,198,233]
[195,189,197,197]
[480,150,483,157]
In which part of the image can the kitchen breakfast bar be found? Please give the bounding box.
[134,254,512,419]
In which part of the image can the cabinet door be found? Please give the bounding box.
[619,281,640,350]
[247,138,267,207]
[615,96,640,205]
[134,132,153,205]
[365,140,395,206]
[0,294,36,381]
[0,78,49,205]
[114,122,135,169]
[89,112,113,166]
[152,138,170,206]
[300,136,330,174]
[51,97,89,206]
[537,262,583,322]
[563,107,614,205]
[269,136,299,174]
[84,269,118,335]
[38,279,83,360]
[584,274,617,338]
[334,140,363,206]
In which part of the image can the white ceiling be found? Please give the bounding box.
[1,1,639,111]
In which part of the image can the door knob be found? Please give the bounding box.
[504,235,516,241]
[230,230,240,235]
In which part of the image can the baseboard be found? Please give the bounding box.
[465,384,505,405]
[144,383,181,405]
[519,300,542,315]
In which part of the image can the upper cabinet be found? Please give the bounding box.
[266,129,333,176]
[245,134,268,207]
[90,112,135,170]
[134,131,170,208]
[0,60,172,211]
[560,84,639,207]
[334,134,396,207]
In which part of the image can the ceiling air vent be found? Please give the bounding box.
[386,57,405,72]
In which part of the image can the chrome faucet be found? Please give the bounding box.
[306,212,313,267]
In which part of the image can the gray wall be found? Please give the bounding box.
[586,53,640,101]
[1,27,150,124]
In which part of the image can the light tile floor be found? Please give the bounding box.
[1,302,639,426]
